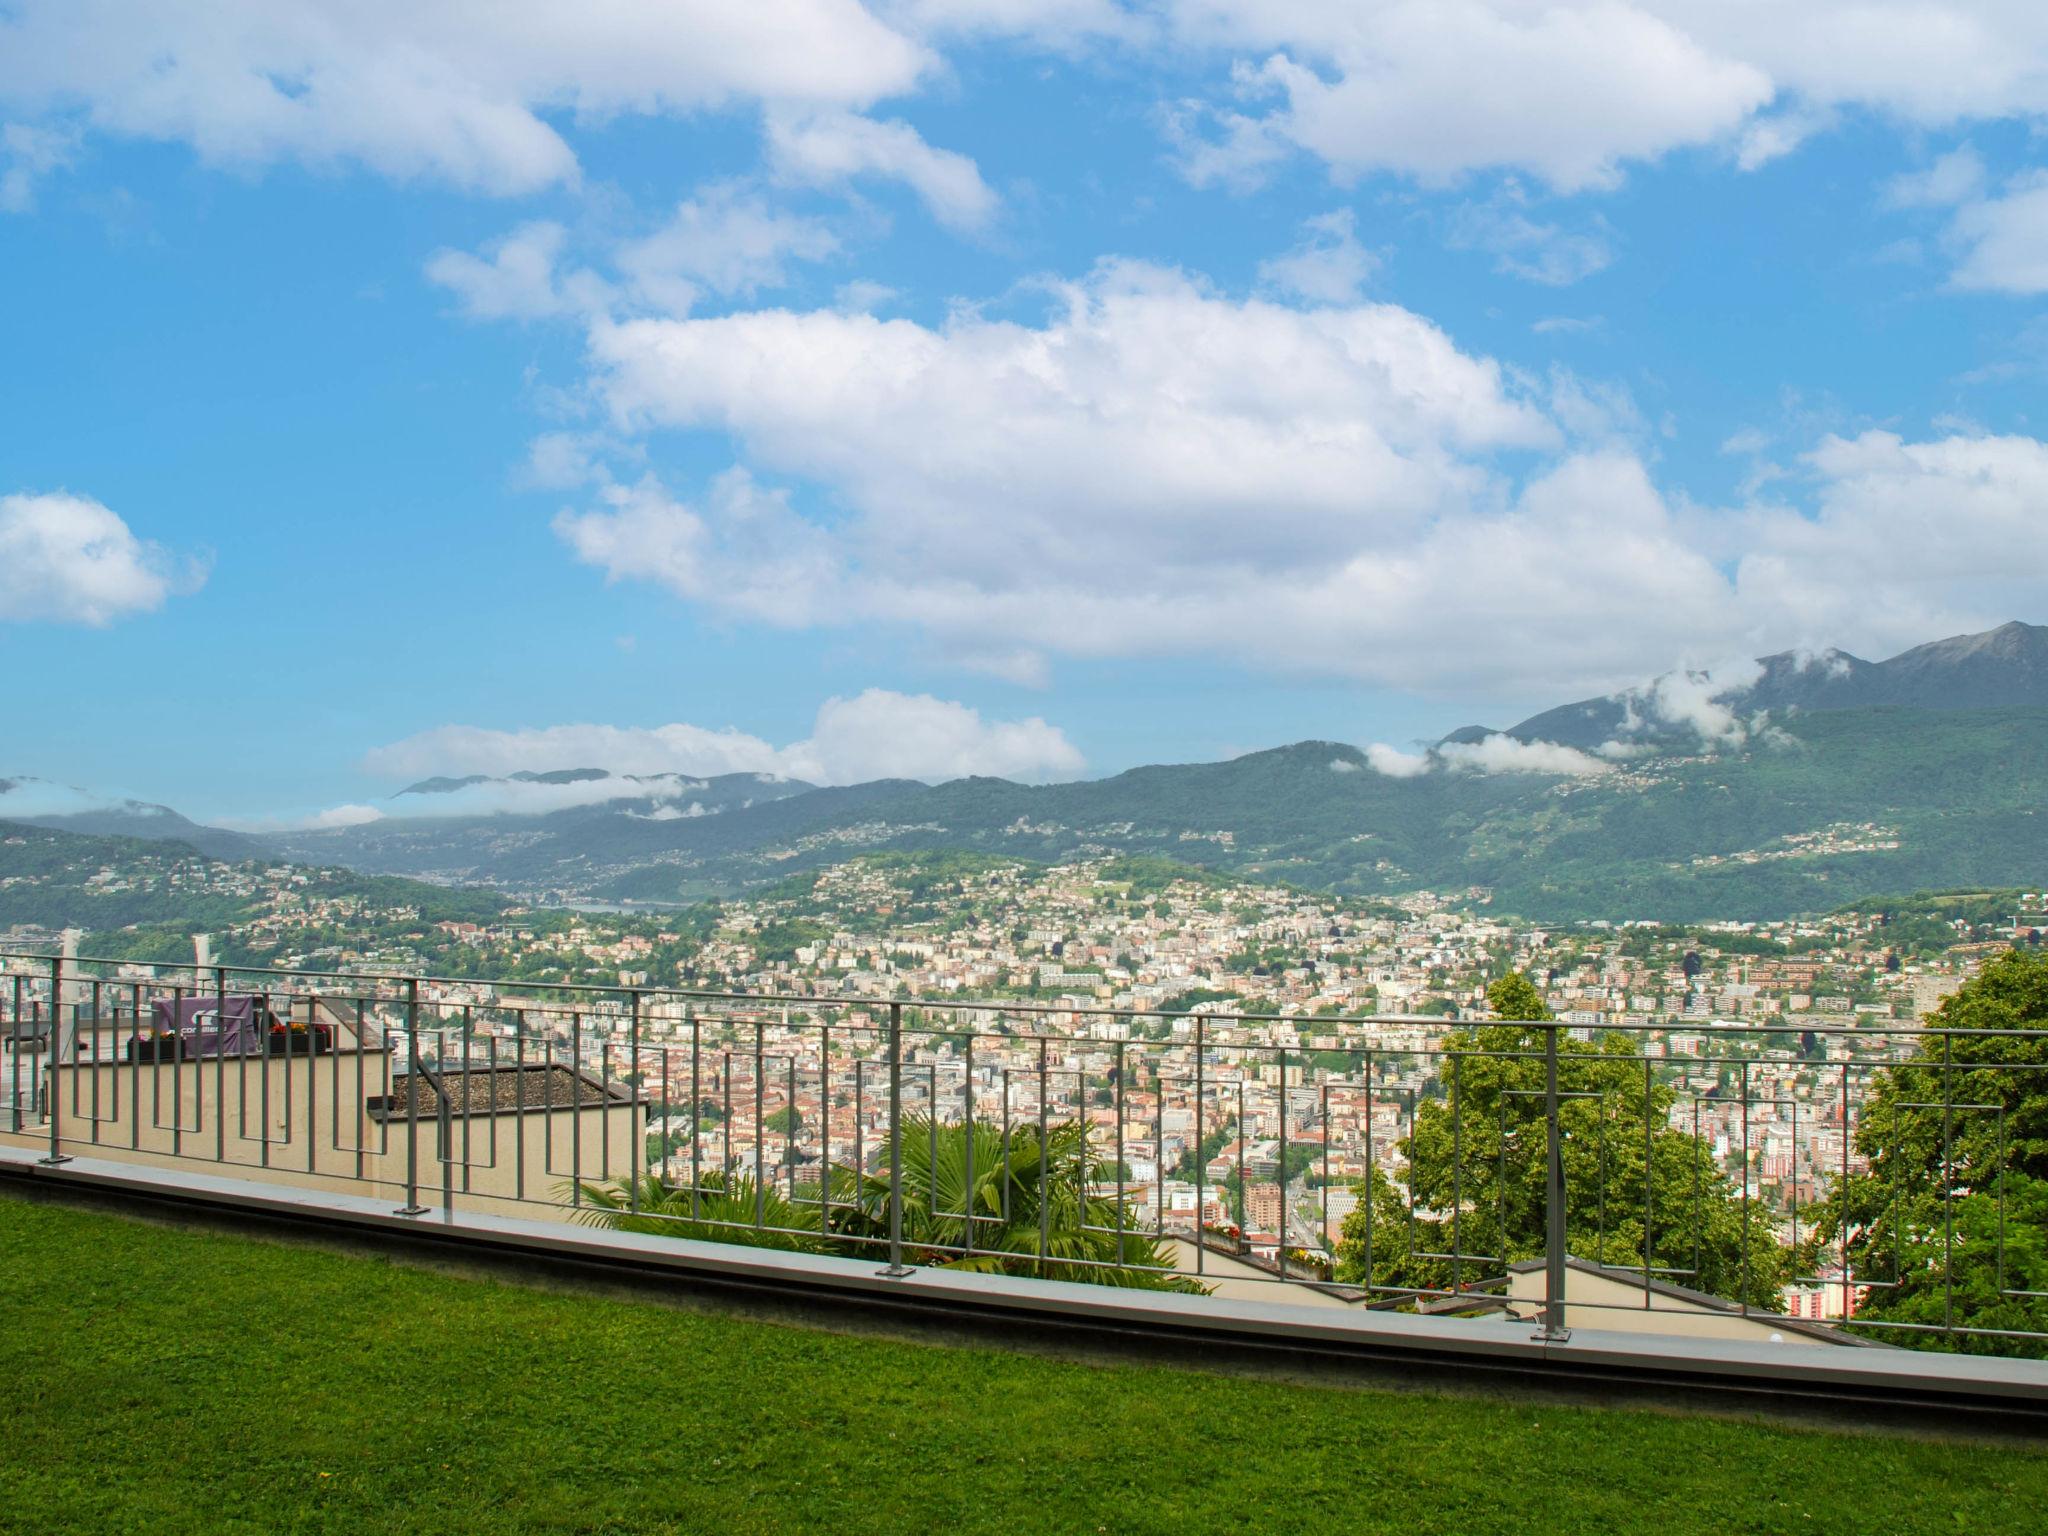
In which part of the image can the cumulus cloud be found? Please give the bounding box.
[425,222,610,321]
[765,109,997,231]
[1947,172,2048,294]
[1729,430,2048,651]
[1361,735,1611,779]
[1157,2,2048,191]
[1631,659,1767,747]
[554,248,2048,698]
[0,0,929,197]
[0,491,202,626]
[1878,146,2048,295]
[1165,2,1770,192]
[1256,209,1377,303]
[553,468,844,627]
[615,186,841,313]
[362,689,1084,792]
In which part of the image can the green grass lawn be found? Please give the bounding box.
[0,1193,2043,1535]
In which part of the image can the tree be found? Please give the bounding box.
[1805,948,2048,1355]
[573,1170,830,1253]
[1334,973,1786,1307]
[591,1115,1209,1293]
[832,1116,1207,1293]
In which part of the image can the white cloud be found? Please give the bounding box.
[1878,147,2048,295]
[0,491,201,626]
[553,249,2048,699]
[1361,734,1611,779]
[1635,658,1767,746]
[0,0,929,197]
[1883,145,1987,209]
[766,109,997,231]
[553,468,845,627]
[425,222,610,321]
[616,186,841,314]
[1165,2,1770,193]
[1326,756,1361,773]
[1256,209,1377,303]
[305,803,383,829]
[1440,734,1612,776]
[1446,188,1613,286]
[363,689,1084,791]
[0,121,77,212]
[1730,430,2048,652]
[1947,172,2048,294]
[1363,743,1432,778]
[1154,3,2048,191]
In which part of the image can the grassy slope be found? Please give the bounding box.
[0,1197,2042,1535]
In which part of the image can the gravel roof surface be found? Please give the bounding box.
[384,1065,613,1117]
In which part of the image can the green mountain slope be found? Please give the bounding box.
[573,707,2047,922]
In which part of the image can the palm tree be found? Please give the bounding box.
[572,1169,830,1253]
[833,1115,1208,1293]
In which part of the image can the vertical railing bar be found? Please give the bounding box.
[1536,1020,1569,1342]
[1114,1037,1126,1270]
[1740,1058,1752,1316]
[397,976,425,1215]
[881,1001,910,1276]
[628,991,642,1216]
[1194,1016,1206,1279]
[1037,1034,1050,1275]
[1361,1043,1374,1292]
[1942,1031,1956,1334]
[961,1032,975,1257]
[40,953,68,1165]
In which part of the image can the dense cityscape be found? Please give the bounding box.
[10,835,2039,1318]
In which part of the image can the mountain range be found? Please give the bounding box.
[5,621,2045,923]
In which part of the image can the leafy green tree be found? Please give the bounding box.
[1805,948,2048,1355]
[1335,973,1786,1307]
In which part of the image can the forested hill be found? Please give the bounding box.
[262,704,2048,924]
[0,820,510,944]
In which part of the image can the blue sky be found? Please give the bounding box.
[2,2,2047,826]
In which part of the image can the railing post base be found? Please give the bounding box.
[1532,1324,1571,1344]
[876,1263,915,1278]
[392,1204,430,1217]
[36,1153,72,1167]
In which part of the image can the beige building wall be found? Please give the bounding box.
[1502,1265,1847,1346]
[1161,1237,1358,1309]
[0,1048,643,1227]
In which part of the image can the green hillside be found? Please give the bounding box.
[584,706,2048,922]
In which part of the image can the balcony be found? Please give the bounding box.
[4,948,2046,1424]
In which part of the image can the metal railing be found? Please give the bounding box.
[3,949,2042,1356]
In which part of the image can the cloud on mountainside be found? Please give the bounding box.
[1363,734,1612,780]
[335,690,1084,826]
